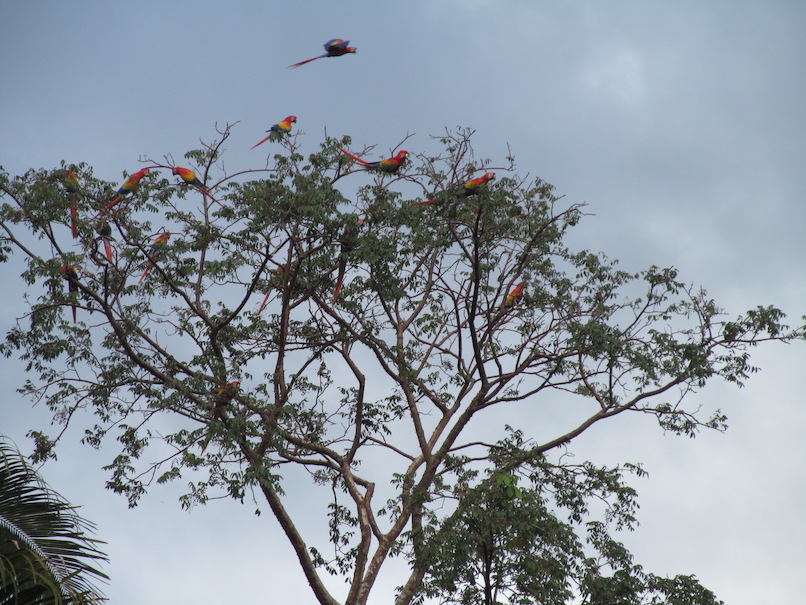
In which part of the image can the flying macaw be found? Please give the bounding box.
[93,168,150,219]
[413,172,496,206]
[172,167,219,205]
[505,282,525,306]
[95,222,114,263]
[62,170,80,238]
[256,266,285,315]
[200,380,241,453]
[288,39,357,68]
[339,148,409,174]
[59,265,78,323]
[138,231,171,285]
[332,218,364,303]
[250,116,297,149]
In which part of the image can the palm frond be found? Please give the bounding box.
[0,438,108,604]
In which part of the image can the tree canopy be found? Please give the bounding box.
[0,125,802,605]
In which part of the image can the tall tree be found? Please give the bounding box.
[0,126,802,605]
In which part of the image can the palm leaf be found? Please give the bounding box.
[0,438,108,604]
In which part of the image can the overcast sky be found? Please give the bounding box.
[1,1,805,604]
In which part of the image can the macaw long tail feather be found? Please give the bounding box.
[138,265,152,285]
[250,135,272,150]
[102,239,114,263]
[339,148,370,166]
[91,197,121,221]
[412,199,436,206]
[333,259,347,303]
[288,55,324,68]
[257,291,271,315]
[198,188,224,209]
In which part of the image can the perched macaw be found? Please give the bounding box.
[200,380,241,453]
[213,381,240,412]
[62,170,80,238]
[339,148,409,174]
[59,265,78,323]
[250,116,297,149]
[256,266,285,315]
[172,167,219,205]
[505,282,525,306]
[95,222,114,263]
[138,231,171,285]
[288,39,356,68]
[413,172,496,206]
[93,168,150,219]
[332,218,364,303]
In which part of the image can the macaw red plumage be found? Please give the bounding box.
[288,39,357,68]
[505,282,525,306]
[413,172,496,206]
[172,167,219,205]
[62,170,80,238]
[59,265,79,323]
[138,231,171,285]
[95,222,115,263]
[256,266,285,315]
[339,148,409,174]
[93,168,150,219]
[200,380,241,453]
[250,116,297,149]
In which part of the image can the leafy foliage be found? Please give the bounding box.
[0,438,108,604]
[0,126,801,605]
[414,431,722,604]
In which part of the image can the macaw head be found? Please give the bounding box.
[172,166,194,178]
[61,170,80,191]
[481,172,496,183]
[60,265,77,279]
[221,381,241,396]
[396,151,410,162]
[131,168,151,180]
[286,116,298,124]
[96,222,112,237]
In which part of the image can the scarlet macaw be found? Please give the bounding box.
[95,222,114,263]
[59,265,78,323]
[256,266,285,315]
[138,231,171,285]
[93,168,150,219]
[339,148,409,174]
[172,167,219,205]
[332,219,364,303]
[250,116,297,149]
[413,172,496,206]
[200,380,241,453]
[288,39,356,68]
[62,170,79,238]
[505,282,525,306]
